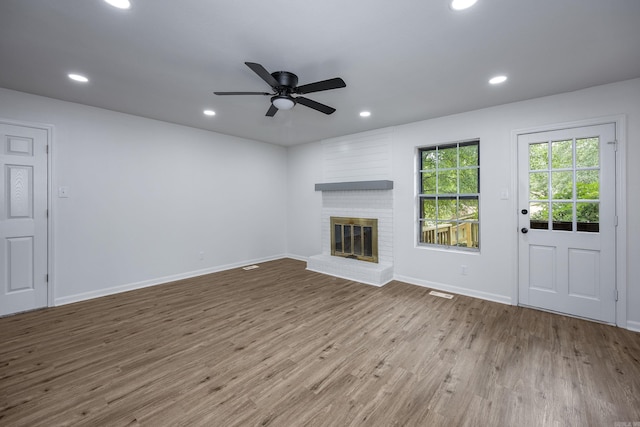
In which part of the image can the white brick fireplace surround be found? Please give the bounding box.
[307,182,394,286]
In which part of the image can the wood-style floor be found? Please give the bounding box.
[1,259,639,426]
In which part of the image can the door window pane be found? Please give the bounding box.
[576,137,599,168]
[529,172,548,199]
[529,142,548,170]
[551,171,573,200]
[552,139,573,169]
[576,170,599,199]
[552,202,573,231]
[576,202,599,232]
[530,202,549,229]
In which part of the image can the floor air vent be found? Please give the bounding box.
[242,265,260,271]
[429,290,453,299]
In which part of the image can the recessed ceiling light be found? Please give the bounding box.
[68,73,89,83]
[489,75,508,85]
[203,110,216,116]
[360,111,371,117]
[450,0,478,11]
[104,0,131,9]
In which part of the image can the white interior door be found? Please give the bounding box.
[0,123,48,316]
[518,123,616,323]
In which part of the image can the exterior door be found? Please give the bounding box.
[0,122,48,316]
[518,123,616,323]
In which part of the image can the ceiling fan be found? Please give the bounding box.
[214,62,346,117]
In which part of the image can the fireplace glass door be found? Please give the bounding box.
[330,217,378,263]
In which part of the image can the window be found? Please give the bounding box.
[418,140,480,249]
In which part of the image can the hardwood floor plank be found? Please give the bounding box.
[1,258,639,426]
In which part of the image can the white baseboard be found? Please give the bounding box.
[284,253,308,262]
[54,254,287,306]
[393,274,512,305]
[627,320,640,333]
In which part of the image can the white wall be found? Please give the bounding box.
[287,78,640,329]
[0,88,288,304]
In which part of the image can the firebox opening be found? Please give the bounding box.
[330,216,378,263]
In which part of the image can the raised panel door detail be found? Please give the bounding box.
[6,236,34,292]
[529,245,556,292]
[5,136,34,156]
[568,248,599,299]
[6,165,33,218]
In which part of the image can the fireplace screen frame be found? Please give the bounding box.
[330,216,378,263]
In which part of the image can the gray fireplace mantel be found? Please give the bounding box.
[314,180,393,192]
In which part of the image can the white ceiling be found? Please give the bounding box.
[1,0,639,146]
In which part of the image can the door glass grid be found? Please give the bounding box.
[528,137,600,232]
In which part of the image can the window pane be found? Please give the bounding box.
[459,198,478,220]
[437,169,457,193]
[439,198,457,221]
[422,149,437,170]
[576,202,599,232]
[551,171,573,200]
[437,222,453,245]
[552,202,573,231]
[530,202,549,229]
[529,172,548,200]
[438,147,457,169]
[576,170,599,200]
[420,220,437,244]
[529,142,548,170]
[552,139,573,169]
[454,222,478,248]
[459,144,478,167]
[459,168,478,193]
[421,198,436,219]
[421,171,436,193]
[576,137,599,168]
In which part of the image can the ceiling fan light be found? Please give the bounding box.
[272,96,295,110]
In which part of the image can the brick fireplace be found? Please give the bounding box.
[306,181,393,286]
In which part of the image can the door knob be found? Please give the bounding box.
[521,227,529,234]
[521,209,528,214]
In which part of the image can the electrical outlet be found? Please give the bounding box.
[460,265,468,275]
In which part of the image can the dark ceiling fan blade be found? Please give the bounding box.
[213,91,271,95]
[266,104,278,117]
[295,77,346,94]
[245,62,279,88]
[296,97,336,115]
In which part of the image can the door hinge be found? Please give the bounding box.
[614,215,618,227]
[46,209,49,218]
[615,289,618,302]
[45,274,49,283]
[607,140,618,151]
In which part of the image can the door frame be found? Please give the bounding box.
[510,115,627,328]
[1,117,55,310]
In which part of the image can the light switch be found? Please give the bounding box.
[499,188,509,200]
[58,186,69,198]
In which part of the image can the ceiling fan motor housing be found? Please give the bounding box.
[272,71,298,93]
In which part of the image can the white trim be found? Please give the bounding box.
[627,321,640,333]
[285,253,308,262]
[393,274,512,305]
[0,117,55,310]
[55,254,287,306]
[511,115,627,328]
